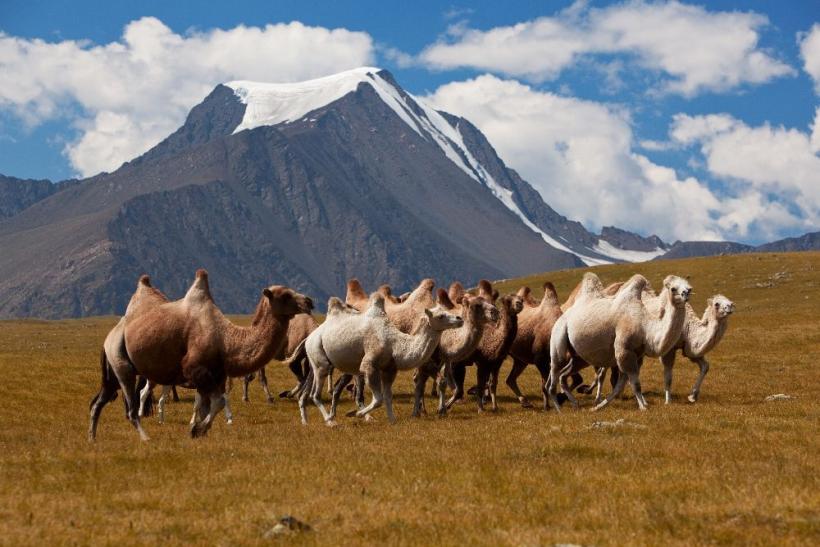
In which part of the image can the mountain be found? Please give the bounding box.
[755,231,820,252]
[0,67,757,318]
[0,175,71,220]
[657,240,754,260]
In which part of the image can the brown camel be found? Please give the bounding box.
[452,287,525,412]
[236,312,319,402]
[89,270,313,440]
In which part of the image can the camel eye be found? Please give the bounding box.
[671,288,677,293]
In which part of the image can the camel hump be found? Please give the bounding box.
[604,281,624,296]
[448,281,465,304]
[437,288,455,310]
[138,275,152,287]
[346,278,367,301]
[517,286,531,299]
[418,278,435,292]
[185,269,213,302]
[365,293,386,316]
[377,284,393,296]
[617,274,648,302]
[579,273,605,298]
[540,281,560,306]
[477,280,493,299]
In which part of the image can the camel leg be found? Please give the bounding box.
[107,356,149,441]
[437,362,452,417]
[354,365,384,419]
[138,380,154,418]
[566,372,584,393]
[157,385,172,424]
[593,367,607,405]
[688,357,710,403]
[381,366,399,424]
[327,368,334,397]
[223,392,233,425]
[241,374,252,402]
[475,363,490,413]
[534,355,553,411]
[411,366,432,418]
[256,366,273,403]
[662,352,676,404]
[88,350,121,442]
[506,358,533,408]
[330,373,353,421]
[558,360,582,410]
[591,368,628,412]
[310,366,334,425]
[489,360,503,412]
[446,363,467,409]
[298,372,314,425]
[190,390,226,438]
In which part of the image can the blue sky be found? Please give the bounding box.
[1,0,818,243]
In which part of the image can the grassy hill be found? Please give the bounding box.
[0,252,818,545]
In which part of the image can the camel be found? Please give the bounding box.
[412,292,499,416]
[236,312,319,402]
[653,293,734,403]
[452,289,525,412]
[505,282,564,409]
[297,294,463,424]
[89,270,313,440]
[549,273,691,412]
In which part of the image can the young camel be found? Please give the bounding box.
[549,273,691,412]
[412,292,499,416]
[297,294,463,424]
[652,293,734,404]
[452,290,525,412]
[90,270,313,440]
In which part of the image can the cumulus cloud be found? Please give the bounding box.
[0,17,374,176]
[419,0,794,95]
[800,23,820,93]
[427,74,818,242]
[670,113,820,236]
[426,74,727,241]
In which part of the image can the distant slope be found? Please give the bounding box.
[658,240,753,260]
[755,231,820,252]
[0,175,64,221]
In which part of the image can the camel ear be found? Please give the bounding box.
[263,288,274,299]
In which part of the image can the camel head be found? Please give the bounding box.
[327,296,360,316]
[661,275,691,307]
[462,294,500,324]
[708,294,735,319]
[424,305,464,332]
[262,285,314,316]
[377,284,401,304]
[501,294,525,315]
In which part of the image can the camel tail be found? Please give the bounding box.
[285,338,308,368]
[90,348,118,410]
[549,315,570,373]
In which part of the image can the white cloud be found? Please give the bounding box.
[800,23,820,93]
[419,0,794,95]
[0,17,374,176]
[426,74,728,241]
[428,75,819,242]
[671,113,820,238]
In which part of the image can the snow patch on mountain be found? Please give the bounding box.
[227,67,655,266]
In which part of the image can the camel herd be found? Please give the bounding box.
[88,269,734,440]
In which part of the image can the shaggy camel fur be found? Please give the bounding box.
[452,291,524,412]
[412,292,499,416]
[549,273,691,412]
[92,270,313,439]
[654,293,734,403]
[297,294,462,424]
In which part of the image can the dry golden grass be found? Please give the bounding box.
[1,252,818,546]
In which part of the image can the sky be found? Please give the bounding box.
[0,0,818,244]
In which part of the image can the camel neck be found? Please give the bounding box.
[689,308,727,356]
[394,321,442,370]
[646,290,685,356]
[222,300,290,377]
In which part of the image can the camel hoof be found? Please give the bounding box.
[325,420,339,428]
[266,398,274,404]
[278,390,291,399]
[687,394,698,403]
[577,384,593,394]
[467,386,478,396]
[519,398,533,409]
[226,418,233,425]
[345,409,358,418]
[364,414,375,422]
[190,424,208,438]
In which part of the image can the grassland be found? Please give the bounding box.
[0,252,818,546]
